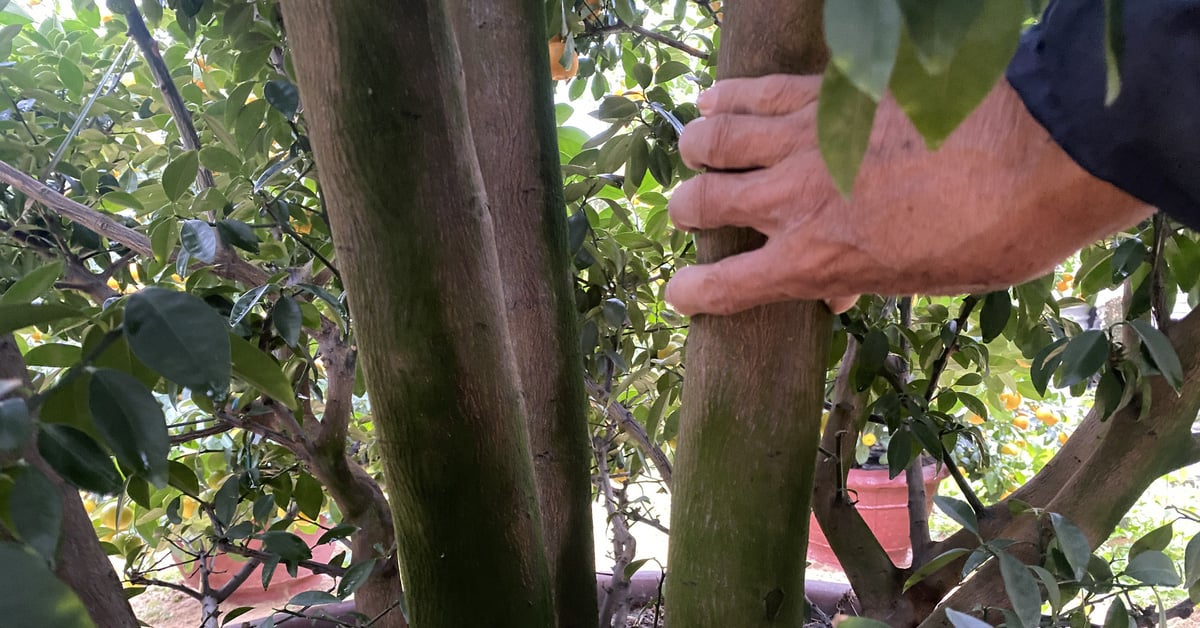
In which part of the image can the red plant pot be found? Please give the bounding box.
[808,464,950,569]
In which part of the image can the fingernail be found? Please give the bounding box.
[697,89,715,115]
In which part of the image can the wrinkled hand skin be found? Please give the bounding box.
[665,74,1152,316]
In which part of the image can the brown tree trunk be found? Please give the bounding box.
[451,3,599,627]
[0,335,139,628]
[665,1,831,626]
[283,2,555,626]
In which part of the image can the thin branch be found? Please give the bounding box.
[216,540,347,578]
[585,376,673,488]
[594,430,636,628]
[587,22,710,60]
[900,298,933,565]
[214,556,264,602]
[169,422,236,444]
[692,0,723,25]
[128,574,203,600]
[1150,213,1171,330]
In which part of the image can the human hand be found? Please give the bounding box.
[665,74,1150,316]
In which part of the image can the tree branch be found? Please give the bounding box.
[585,376,673,488]
[587,22,710,60]
[900,298,933,565]
[128,574,204,601]
[214,556,264,602]
[594,431,636,628]
[216,540,347,578]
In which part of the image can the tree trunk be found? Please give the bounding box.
[0,335,140,628]
[284,3,555,627]
[451,3,599,627]
[665,2,831,626]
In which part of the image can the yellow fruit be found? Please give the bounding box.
[1012,416,1029,430]
[171,273,184,284]
[999,489,1013,500]
[1058,432,1069,445]
[30,329,42,342]
[82,497,97,513]
[1000,392,1022,411]
[180,498,198,519]
[106,277,120,290]
[101,14,112,22]
[548,36,580,81]
[1016,359,1031,368]
[999,443,1021,456]
[129,266,140,282]
[861,433,877,447]
[1035,408,1058,426]
[966,413,985,425]
[98,503,133,530]
[294,220,312,235]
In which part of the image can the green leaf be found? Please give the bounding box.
[11,465,62,562]
[655,60,690,83]
[261,530,313,564]
[180,220,217,263]
[162,150,199,202]
[597,96,638,121]
[1057,330,1109,388]
[896,0,984,74]
[99,191,144,212]
[317,523,358,546]
[1184,533,1200,588]
[903,548,971,592]
[1103,596,1132,628]
[0,261,63,305]
[141,0,162,25]
[229,285,270,327]
[824,0,901,100]
[0,397,31,454]
[198,146,243,174]
[272,296,302,347]
[0,303,82,336]
[230,333,298,410]
[167,460,199,497]
[887,428,916,479]
[37,424,123,495]
[1093,367,1127,420]
[855,329,889,391]
[287,590,339,607]
[1102,0,1125,105]
[0,543,96,628]
[631,62,652,88]
[89,368,169,488]
[23,343,80,367]
[215,219,260,254]
[213,475,241,525]
[997,549,1042,628]
[601,298,627,327]
[1110,238,1146,282]
[979,289,1011,343]
[125,288,231,394]
[1050,513,1091,581]
[934,495,978,536]
[944,609,989,628]
[889,0,1024,147]
[176,0,203,17]
[1127,319,1183,393]
[817,64,878,196]
[106,0,135,13]
[293,472,324,520]
[836,619,892,628]
[1030,336,1069,395]
[1129,522,1173,560]
[1125,550,1180,586]
[264,79,300,120]
[338,559,377,599]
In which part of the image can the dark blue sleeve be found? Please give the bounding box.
[1006,0,1200,230]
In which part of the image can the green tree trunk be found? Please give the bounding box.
[452,3,599,627]
[283,3,554,626]
[665,1,831,625]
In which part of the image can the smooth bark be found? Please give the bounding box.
[284,2,554,626]
[665,1,832,625]
[451,3,598,626]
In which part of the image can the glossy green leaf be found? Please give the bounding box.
[287,590,339,607]
[317,523,358,546]
[180,219,217,263]
[817,64,878,195]
[272,296,302,347]
[1125,550,1180,586]
[99,191,144,212]
[836,619,891,628]
[934,495,978,536]
[889,0,1024,147]
[230,333,298,410]
[338,559,377,599]
[167,459,199,497]
[262,530,313,565]
[162,150,199,202]
[0,303,82,335]
[979,289,1011,343]
[996,549,1042,628]
[1127,319,1183,393]
[215,219,260,254]
[11,465,62,562]
[37,424,123,495]
[896,0,983,74]
[903,547,971,592]
[124,288,231,393]
[1184,533,1200,588]
[0,397,31,454]
[213,474,241,525]
[0,261,63,305]
[1057,330,1109,388]
[264,79,300,120]
[824,0,901,100]
[1129,522,1173,560]
[887,427,916,479]
[230,285,270,327]
[1030,336,1069,395]
[1110,238,1146,282]
[1103,596,1132,628]
[1050,513,1091,581]
[293,472,324,520]
[597,96,638,121]
[0,543,96,628]
[198,146,243,174]
[944,609,990,628]
[655,60,690,83]
[88,368,168,488]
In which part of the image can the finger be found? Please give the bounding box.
[668,167,807,234]
[825,295,859,314]
[679,112,813,171]
[697,74,822,116]
[666,246,801,316]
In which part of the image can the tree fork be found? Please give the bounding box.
[451,2,599,626]
[284,2,555,626]
[665,0,832,625]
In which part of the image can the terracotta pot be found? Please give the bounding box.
[176,525,338,604]
[808,463,949,569]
